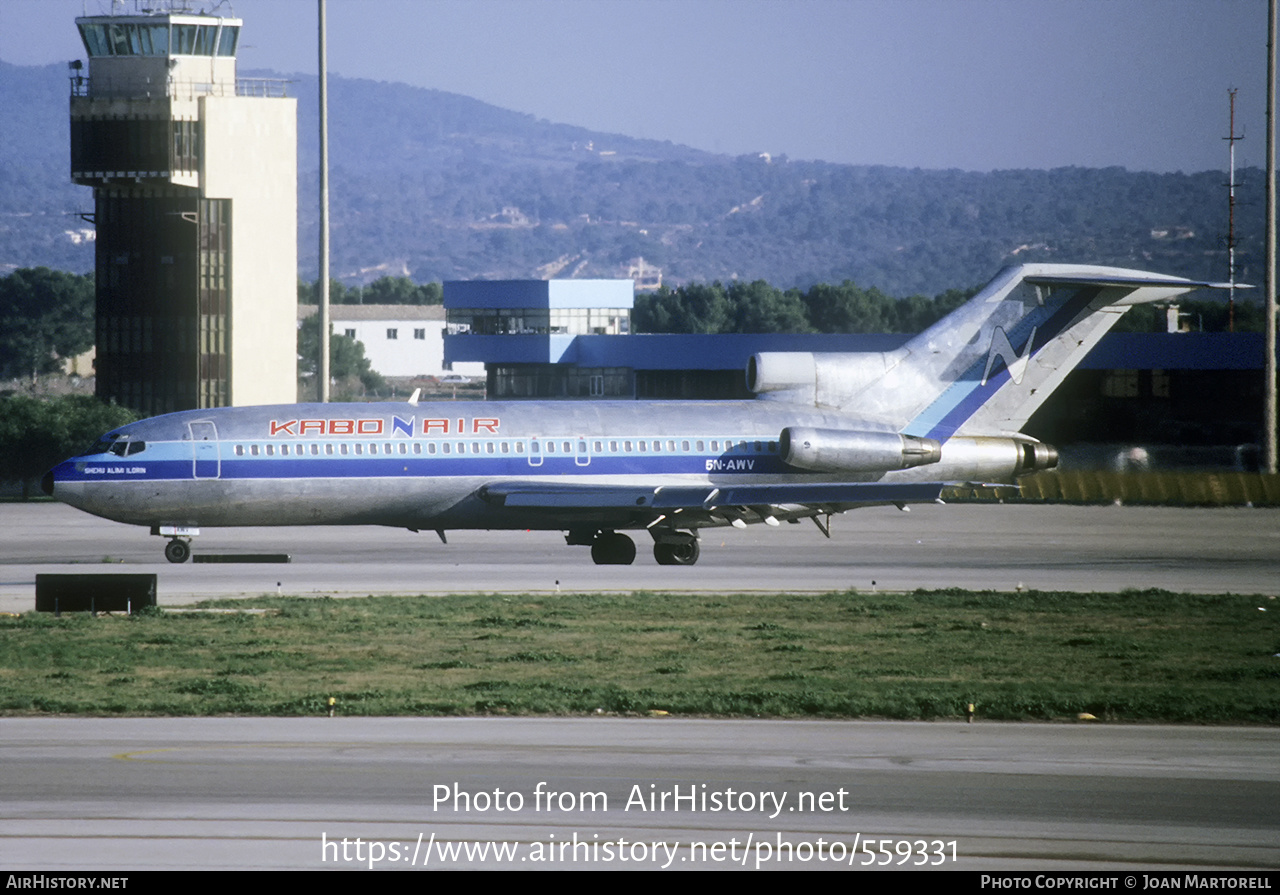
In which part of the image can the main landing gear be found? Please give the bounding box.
[573,529,701,565]
[163,539,191,564]
[589,531,636,565]
[652,533,700,566]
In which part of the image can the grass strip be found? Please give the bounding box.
[1,589,1276,722]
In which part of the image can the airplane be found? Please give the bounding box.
[43,263,1224,566]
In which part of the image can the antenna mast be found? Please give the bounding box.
[1225,88,1243,332]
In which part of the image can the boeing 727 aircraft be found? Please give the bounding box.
[44,264,1222,565]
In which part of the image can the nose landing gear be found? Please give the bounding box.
[163,539,191,564]
[152,526,199,563]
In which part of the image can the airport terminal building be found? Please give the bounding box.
[443,278,1270,469]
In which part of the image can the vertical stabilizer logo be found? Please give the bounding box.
[980,326,1036,386]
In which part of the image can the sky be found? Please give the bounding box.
[0,0,1269,173]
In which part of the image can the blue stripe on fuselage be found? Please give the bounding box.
[54,441,789,484]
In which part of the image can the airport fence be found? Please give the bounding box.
[947,471,1280,507]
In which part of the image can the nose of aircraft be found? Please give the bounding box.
[41,469,55,497]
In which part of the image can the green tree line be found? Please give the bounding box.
[298,277,442,306]
[0,395,137,499]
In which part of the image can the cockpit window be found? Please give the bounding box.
[90,434,121,454]
[93,435,145,457]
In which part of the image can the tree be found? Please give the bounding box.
[0,395,137,499]
[297,278,356,306]
[362,276,443,305]
[727,280,812,333]
[634,283,732,333]
[800,281,889,333]
[296,314,386,396]
[0,268,95,381]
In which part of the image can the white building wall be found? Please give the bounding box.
[315,306,485,378]
[202,94,297,406]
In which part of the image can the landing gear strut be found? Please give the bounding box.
[589,531,636,565]
[163,539,191,564]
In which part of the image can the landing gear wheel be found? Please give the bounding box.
[164,539,191,564]
[654,537,700,566]
[590,532,636,565]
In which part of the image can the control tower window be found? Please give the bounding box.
[78,22,170,57]
[217,26,239,56]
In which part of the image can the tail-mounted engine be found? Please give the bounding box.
[779,428,1057,480]
[780,427,942,473]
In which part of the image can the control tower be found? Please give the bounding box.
[70,4,297,414]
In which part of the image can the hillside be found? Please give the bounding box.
[0,59,1264,297]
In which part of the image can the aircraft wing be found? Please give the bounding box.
[478,480,946,516]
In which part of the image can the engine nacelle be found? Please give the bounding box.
[780,427,942,473]
[748,351,902,408]
[923,435,1059,481]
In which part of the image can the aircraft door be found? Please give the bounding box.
[189,420,220,479]
[574,437,591,467]
[528,438,543,467]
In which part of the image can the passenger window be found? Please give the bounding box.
[250,445,259,456]
[234,445,244,456]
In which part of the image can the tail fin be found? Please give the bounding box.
[749,264,1228,438]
